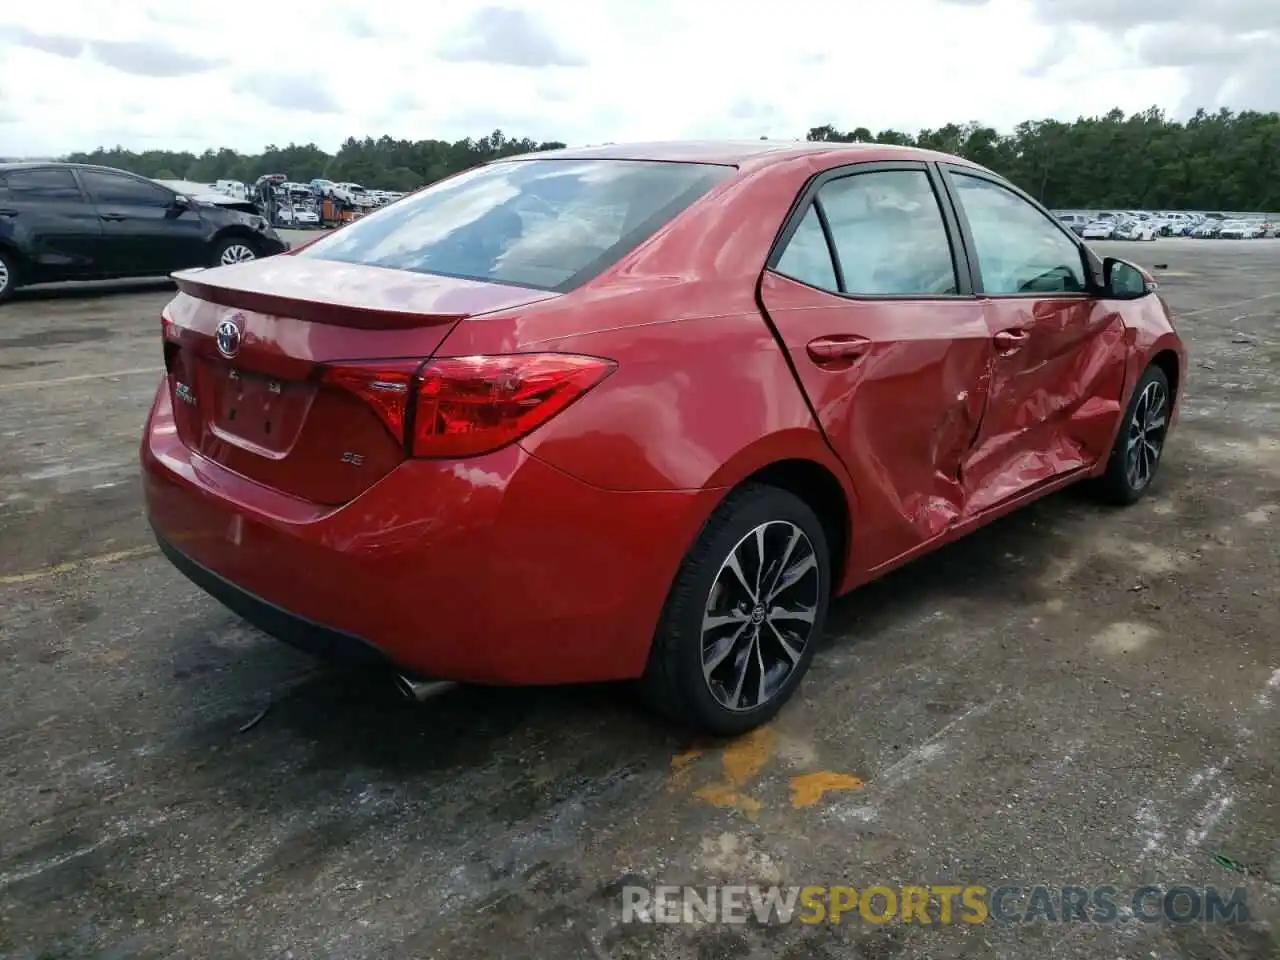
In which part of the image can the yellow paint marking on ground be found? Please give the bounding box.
[0,546,159,586]
[719,726,777,787]
[670,749,703,771]
[789,771,866,809]
[694,785,762,818]
[675,727,777,818]
[1155,271,1196,278]
[668,748,704,789]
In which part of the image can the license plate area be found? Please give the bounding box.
[204,362,314,456]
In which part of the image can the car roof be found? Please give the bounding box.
[508,139,979,171]
[0,160,153,178]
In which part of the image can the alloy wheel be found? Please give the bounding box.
[1125,379,1168,491]
[0,258,9,295]
[701,520,821,713]
[220,244,257,265]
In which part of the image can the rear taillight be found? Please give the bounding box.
[320,354,614,459]
[161,310,181,373]
[320,361,421,444]
[411,354,615,458]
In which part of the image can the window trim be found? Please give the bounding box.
[765,160,974,300]
[935,163,1101,299]
[73,166,176,208]
[5,165,89,203]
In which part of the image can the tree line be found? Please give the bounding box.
[62,107,1280,212]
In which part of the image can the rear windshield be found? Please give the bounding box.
[297,158,733,291]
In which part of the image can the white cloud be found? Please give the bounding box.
[0,0,1273,158]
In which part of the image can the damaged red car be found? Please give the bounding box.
[142,141,1186,734]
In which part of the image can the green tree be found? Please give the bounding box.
[60,108,1280,211]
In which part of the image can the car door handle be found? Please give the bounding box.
[993,329,1029,353]
[806,335,871,363]
[0,208,17,218]
[99,212,128,221]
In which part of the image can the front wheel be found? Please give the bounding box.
[640,484,831,735]
[212,237,259,267]
[1091,365,1171,505]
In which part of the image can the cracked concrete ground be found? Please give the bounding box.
[0,237,1277,959]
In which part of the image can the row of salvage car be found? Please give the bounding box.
[1053,210,1276,241]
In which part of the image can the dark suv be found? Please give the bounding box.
[0,162,288,302]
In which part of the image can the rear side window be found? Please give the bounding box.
[773,169,958,296]
[819,171,958,296]
[298,158,732,291]
[6,168,83,202]
[774,206,838,291]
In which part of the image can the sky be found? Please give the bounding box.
[0,0,1277,157]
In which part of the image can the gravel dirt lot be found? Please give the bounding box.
[0,237,1277,959]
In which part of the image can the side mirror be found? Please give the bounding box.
[170,192,190,209]
[1103,257,1153,299]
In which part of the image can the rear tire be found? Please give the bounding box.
[212,236,259,267]
[0,249,16,303]
[640,484,831,735]
[1091,365,1171,505]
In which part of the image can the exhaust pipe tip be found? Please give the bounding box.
[395,675,457,702]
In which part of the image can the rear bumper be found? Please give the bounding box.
[154,529,398,670]
[141,381,720,684]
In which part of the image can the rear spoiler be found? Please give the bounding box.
[172,270,467,331]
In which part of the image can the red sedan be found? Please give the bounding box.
[142,141,1186,734]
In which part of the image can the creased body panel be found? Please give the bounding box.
[758,272,994,572]
[964,298,1128,514]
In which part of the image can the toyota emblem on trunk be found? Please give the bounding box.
[215,318,242,358]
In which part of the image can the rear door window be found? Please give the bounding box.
[796,169,959,296]
[298,158,733,291]
[6,168,84,202]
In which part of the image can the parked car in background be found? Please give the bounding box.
[1053,212,1090,236]
[213,179,247,201]
[1191,219,1223,238]
[142,140,1186,733]
[1114,219,1158,241]
[1082,219,1117,239]
[331,182,375,208]
[1216,220,1256,239]
[0,161,287,301]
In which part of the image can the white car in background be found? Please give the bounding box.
[1218,220,1264,239]
[331,182,376,208]
[1081,220,1117,240]
[1114,219,1158,241]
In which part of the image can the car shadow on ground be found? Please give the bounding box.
[156,480,1109,795]
[824,483,1096,639]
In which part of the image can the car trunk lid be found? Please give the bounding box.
[162,257,559,504]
